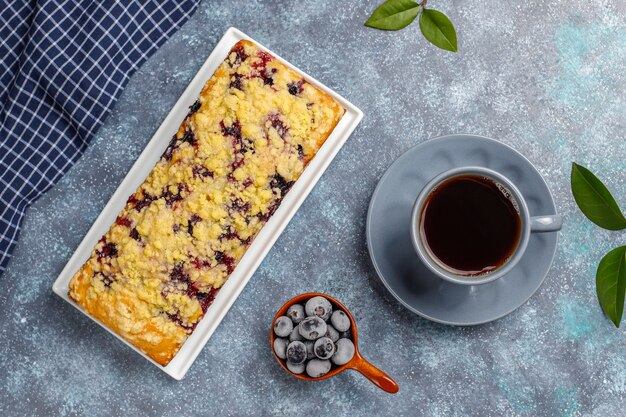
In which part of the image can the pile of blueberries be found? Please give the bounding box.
[273,295,355,378]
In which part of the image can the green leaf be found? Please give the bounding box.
[364,0,420,31]
[419,9,458,52]
[596,246,626,327]
[571,162,626,230]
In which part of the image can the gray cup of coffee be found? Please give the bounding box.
[410,166,562,286]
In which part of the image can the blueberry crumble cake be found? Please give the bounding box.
[68,40,344,366]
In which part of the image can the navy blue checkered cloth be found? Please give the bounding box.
[0,0,199,274]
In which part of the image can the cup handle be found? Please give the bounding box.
[530,214,562,233]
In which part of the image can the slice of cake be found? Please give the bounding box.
[68,40,344,365]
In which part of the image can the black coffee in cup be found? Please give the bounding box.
[419,174,522,276]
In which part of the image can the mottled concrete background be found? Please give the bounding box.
[2,0,626,416]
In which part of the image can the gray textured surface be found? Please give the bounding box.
[2,0,626,416]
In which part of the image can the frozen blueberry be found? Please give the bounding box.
[330,310,351,332]
[306,359,331,378]
[286,360,305,374]
[287,304,305,324]
[289,324,303,342]
[273,316,293,337]
[314,337,335,360]
[339,329,352,339]
[286,341,307,365]
[332,338,355,366]
[298,316,327,340]
[305,296,332,321]
[304,340,315,360]
[324,324,340,343]
[273,337,288,360]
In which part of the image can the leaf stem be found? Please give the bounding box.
[419,0,427,8]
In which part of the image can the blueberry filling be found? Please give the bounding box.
[196,287,219,313]
[271,173,294,197]
[215,251,235,274]
[192,165,213,178]
[167,313,196,331]
[222,120,253,171]
[115,216,131,227]
[221,120,242,140]
[230,44,248,66]
[262,68,277,86]
[97,272,115,288]
[191,257,211,269]
[266,114,288,139]
[187,214,201,235]
[96,241,118,259]
[161,136,178,161]
[162,184,188,207]
[127,193,155,211]
[162,131,196,161]
[229,73,244,90]
[164,261,221,327]
[129,228,141,242]
[258,201,279,221]
[231,155,245,171]
[181,130,196,146]
[189,100,201,114]
[220,226,238,240]
[231,198,251,213]
[287,79,305,96]
[251,51,276,86]
[170,262,191,285]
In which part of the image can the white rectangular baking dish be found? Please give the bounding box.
[52,27,363,380]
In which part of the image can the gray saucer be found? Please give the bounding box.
[366,134,559,325]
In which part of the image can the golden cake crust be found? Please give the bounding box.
[68,40,344,366]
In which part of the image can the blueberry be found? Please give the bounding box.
[289,325,303,342]
[273,316,293,337]
[332,338,355,366]
[287,304,305,324]
[324,324,339,343]
[286,360,305,374]
[314,337,335,360]
[306,359,331,378]
[273,337,288,360]
[305,296,332,321]
[330,310,350,332]
[298,316,327,340]
[286,341,307,365]
[339,329,352,339]
[304,340,315,359]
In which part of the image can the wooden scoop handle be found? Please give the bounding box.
[348,351,399,393]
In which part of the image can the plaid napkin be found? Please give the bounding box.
[0,0,199,274]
